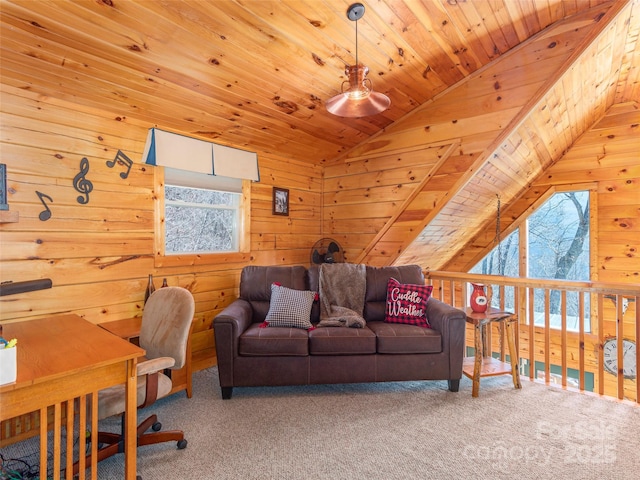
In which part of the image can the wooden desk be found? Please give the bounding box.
[462,307,522,397]
[0,314,144,480]
[98,317,193,398]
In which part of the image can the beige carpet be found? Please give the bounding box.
[2,367,639,479]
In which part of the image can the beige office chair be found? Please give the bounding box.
[74,286,195,474]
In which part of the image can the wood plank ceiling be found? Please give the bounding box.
[2,0,630,163]
[1,0,638,269]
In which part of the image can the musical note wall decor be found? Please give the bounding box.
[106,149,133,179]
[30,149,134,222]
[35,191,53,221]
[73,157,93,204]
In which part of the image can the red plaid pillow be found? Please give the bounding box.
[384,277,433,328]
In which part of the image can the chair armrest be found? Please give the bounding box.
[137,357,175,376]
[426,298,467,378]
[136,357,176,409]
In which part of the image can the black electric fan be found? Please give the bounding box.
[310,238,344,265]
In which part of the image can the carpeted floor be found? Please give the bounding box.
[2,367,639,479]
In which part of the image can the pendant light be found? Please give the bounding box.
[326,3,391,117]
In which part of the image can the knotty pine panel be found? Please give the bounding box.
[324,146,448,178]
[325,202,399,221]
[0,257,155,288]
[597,181,640,201]
[1,112,146,159]
[0,279,151,320]
[271,234,325,250]
[323,166,431,192]
[0,203,154,233]
[324,218,388,235]
[0,86,323,374]
[537,165,640,185]
[445,103,640,281]
[0,232,154,261]
[251,218,321,235]
[251,233,277,251]
[0,87,149,143]
[544,152,639,172]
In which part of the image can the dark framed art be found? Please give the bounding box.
[272,187,289,216]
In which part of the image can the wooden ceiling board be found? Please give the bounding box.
[0,21,360,163]
[1,0,624,165]
[1,0,637,271]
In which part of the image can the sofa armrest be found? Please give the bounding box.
[213,298,254,389]
[426,298,467,379]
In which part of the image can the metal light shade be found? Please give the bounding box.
[326,3,390,117]
[326,64,391,117]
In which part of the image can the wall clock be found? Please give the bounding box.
[603,338,636,379]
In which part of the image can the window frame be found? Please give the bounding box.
[521,185,596,332]
[153,166,251,267]
[518,183,597,282]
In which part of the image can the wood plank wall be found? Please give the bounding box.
[445,102,640,281]
[0,84,322,372]
[323,143,458,263]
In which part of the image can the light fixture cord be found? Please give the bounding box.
[495,194,502,273]
[355,17,359,67]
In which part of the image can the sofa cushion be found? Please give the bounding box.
[309,326,376,355]
[368,321,442,354]
[265,283,316,329]
[239,323,309,356]
[240,265,310,323]
[384,277,433,328]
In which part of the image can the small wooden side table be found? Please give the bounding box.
[462,307,522,397]
[98,317,193,398]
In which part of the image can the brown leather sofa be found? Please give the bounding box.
[213,264,467,399]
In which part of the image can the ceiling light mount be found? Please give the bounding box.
[347,3,365,22]
[326,3,390,118]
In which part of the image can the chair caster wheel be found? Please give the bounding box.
[152,422,162,432]
[177,439,187,449]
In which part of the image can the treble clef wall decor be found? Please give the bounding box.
[73,157,93,204]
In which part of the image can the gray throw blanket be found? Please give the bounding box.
[318,263,366,328]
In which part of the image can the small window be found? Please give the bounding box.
[527,190,590,332]
[470,230,519,277]
[527,191,590,282]
[163,168,243,255]
[469,229,519,312]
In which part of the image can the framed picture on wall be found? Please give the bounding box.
[272,187,289,216]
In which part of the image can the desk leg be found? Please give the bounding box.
[39,406,47,480]
[125,358,137,479]
[506,320,522,390]
[472,323,483,397]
